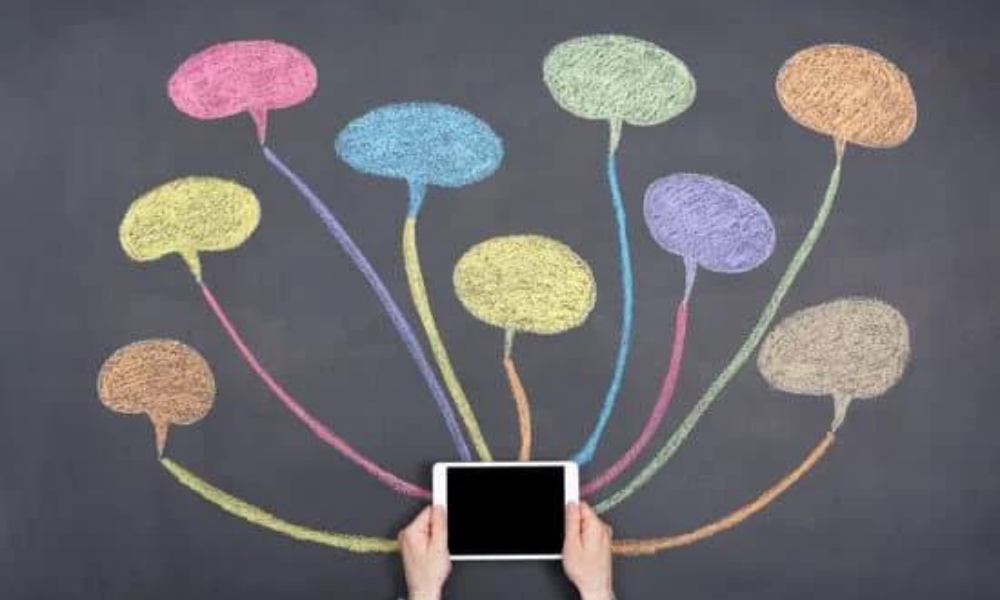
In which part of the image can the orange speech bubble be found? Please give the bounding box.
[777,44,917,149]
[97,339,216,456]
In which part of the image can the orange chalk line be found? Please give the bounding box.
[503,356,532,461]
[611,432,834,556]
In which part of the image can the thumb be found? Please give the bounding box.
[564,502,582,548]
[579,502,602,544]
[430,505,448,549]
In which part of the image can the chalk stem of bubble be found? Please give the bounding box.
[503,329,532,461]
[611,432,835,555]
[831,394,851,432]
[596,141,844,514]
[160,458,399,553]
[404,188,493,461]
[200,281,431,499]
[161,429,829,558]
[572,135,635,465]
[261,145,472,462]
[582,299,689,496]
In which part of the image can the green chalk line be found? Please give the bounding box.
[161,458,399,553]
[595,147,844,514]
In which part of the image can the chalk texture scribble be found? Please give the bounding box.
[161,458,399,553]
[584,174,773,495]
[101,36,920,559]
[612,433,835,555]
[544,34,696,464]
[595,43,917,515]
[776,44,917,150]
[758,297,910,431]
[337,102,504,461]
[98,339,215,456]
[261,147,472,461]
[169,40,317,143]
[119,176,260,281]
[169,41,472,460]
[120,177,430,498]
[454,235,597,460]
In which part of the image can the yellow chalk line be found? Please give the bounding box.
[403,216,492,460]
[160,458,398,553]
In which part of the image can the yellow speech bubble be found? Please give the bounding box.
[757,297,910,431]
[453,235,596,336]
[97,339,216,456]
[119,176,260,280]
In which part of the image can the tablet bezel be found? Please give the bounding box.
[432,461,579,561]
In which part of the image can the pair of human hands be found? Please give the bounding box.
[399,502,614,600]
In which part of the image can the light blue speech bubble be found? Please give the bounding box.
[335,102,504,216]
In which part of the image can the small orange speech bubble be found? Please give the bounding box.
[97,339,216,456]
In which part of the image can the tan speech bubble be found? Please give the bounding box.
[97,339,216,456]
[777,44,917,150]
[757,297,910,431]
[119,176,260,281]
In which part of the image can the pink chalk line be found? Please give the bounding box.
[200,280,431,499]
[582,300,689,496]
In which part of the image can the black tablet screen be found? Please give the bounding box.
[447,466,565,556]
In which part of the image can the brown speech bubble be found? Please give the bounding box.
[757,297,910,431]
[97,339,216,456]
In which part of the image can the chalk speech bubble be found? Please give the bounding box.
[644,173,775,297]
[168,40,318,143]
[119,176,260,281]
[777,44,917,149]
[543,34,695,152]
[757,297,910,431]
[335,102,503,215]
[97,339,216,456]
[453,235,596,335]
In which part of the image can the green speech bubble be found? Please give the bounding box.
[543,34,696,152]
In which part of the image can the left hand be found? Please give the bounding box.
[399,505,451,600]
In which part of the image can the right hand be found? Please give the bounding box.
[562,502,615,600]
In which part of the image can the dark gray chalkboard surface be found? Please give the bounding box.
[3,0,999,598]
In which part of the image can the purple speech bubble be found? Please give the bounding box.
[168,40,317,144]
[644,173,775,298]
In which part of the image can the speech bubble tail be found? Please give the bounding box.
[833,136,846,162]
[682,255,698,302]
[831,394,852,432]
[179,250,203,282]
[407,180,427,217]
[608,118,623,155]
[151,417,170,457]
[503,328,516,359]
[249,107,268,145]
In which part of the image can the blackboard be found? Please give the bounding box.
[3,0,999,598]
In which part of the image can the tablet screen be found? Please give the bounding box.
[447,466,566,557]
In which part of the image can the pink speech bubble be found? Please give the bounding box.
[168,40,317,144]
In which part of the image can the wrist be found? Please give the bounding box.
[579,587,615,600]
[407,586,443,600]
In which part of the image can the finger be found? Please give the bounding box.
[564,502,582,548]
[580,503,603,545]
[430,505,448,548]
[405,506,433,543]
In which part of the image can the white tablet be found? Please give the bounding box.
[432,461,578,561]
